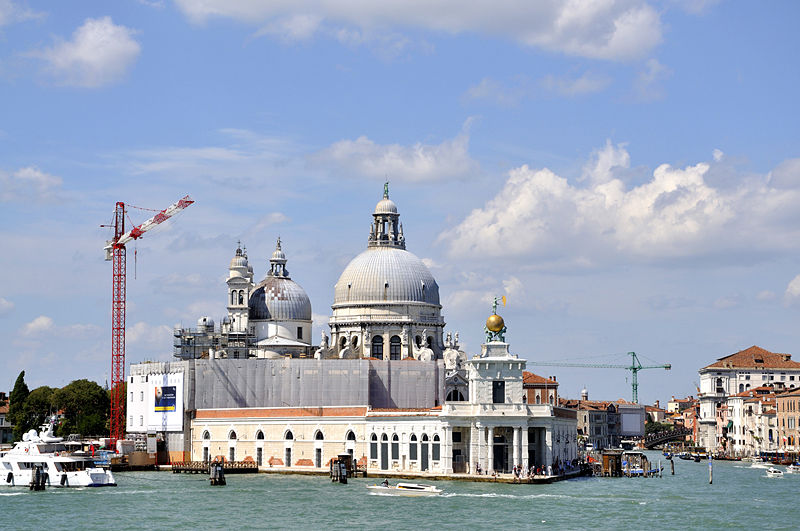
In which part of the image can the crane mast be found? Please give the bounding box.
[528,351,671,403]
[105,195,193,443]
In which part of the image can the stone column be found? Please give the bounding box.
[512,426,520,469]
[444,425,453,474]
[470,423,479,474]
[545,425,553,475]
[521,426,529,470]
[487,426,494,473]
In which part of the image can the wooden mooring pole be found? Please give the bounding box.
[708,456,713,484]
[670,459,674,475]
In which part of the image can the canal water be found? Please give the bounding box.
[1,452,795,530]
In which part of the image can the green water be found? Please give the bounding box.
[1,453,796,530]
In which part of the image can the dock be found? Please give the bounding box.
[171,461,258,474]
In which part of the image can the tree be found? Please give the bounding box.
[52,379,109,437]
[21,386,57,434]
[8,370,30,440]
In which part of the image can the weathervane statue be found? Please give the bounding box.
[484,295,507,342]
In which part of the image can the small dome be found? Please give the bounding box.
[249,276,312,321]
[374,197,398,215]
[229,244,249,269]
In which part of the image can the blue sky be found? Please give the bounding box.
[1,0,799,406]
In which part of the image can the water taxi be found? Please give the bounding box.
[1,416,116,488]
[765,467,784,478]
[367,481,442,496]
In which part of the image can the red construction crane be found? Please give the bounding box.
[103,195,194,443]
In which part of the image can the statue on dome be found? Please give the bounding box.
[484,296,507,343]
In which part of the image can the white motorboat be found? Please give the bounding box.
[786,464,800,474]
[0,416,116,488]
[367,482,442,496]
[765,467,783,478]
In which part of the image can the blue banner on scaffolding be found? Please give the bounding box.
[154,386,176,411]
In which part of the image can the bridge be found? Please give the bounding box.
[642,426,693,449]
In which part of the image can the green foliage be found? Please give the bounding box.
[20,386,56,435]
[645,421,674,435]
[52,379,110,437]
[8,371,30,440]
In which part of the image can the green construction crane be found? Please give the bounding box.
[528,351,671,403]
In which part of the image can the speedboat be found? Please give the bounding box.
[1,416,116,488]
[765,467,783,478]
[785,464,800,474]
[367,482,442,496]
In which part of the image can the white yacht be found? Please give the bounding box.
[366,482,442,496]
[1,416,117,488]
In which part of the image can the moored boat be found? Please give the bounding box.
[367,481,442,496]
[785,463,800,474]
[0,416,116,488]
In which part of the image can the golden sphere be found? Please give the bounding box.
[486,314,505,332]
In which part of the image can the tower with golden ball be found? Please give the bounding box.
[484,296,507,343]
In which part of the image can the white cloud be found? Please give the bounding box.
[255,14,322,43]
[0,0,42,27]
[713,296,740,310]
[21,315,54,336]
[0,166,63,202]
[465,77,526,107]
[127,321,173,349]
[310,122,478,182]
[785,275,800,305]
[33,16,141,88]
[756,290,775,301]
[712,149,724,162]
[768,158,800,190]
[634,58,672,101]
[540,72,611,96]
[441,142,800,264]
[251,212,289,234]
[0,297,13,316]
[174,0,662,61]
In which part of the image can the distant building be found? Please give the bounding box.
[776,387,800,455]
[0,392,11,444]
[522,372,558,405]
[698,345,800,452]
[645,402,667,423]
[561,393,645,450]
[667,395,695,414]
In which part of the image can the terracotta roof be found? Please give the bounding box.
[731,385,774,398]
[702,345,800,370]
[0,404,8,414]
[522,371,557,385]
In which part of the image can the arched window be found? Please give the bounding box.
[351,336,359,349]
[229,430,237,440]
[256,430,264,440]
[346,430,356,441]
[446,389,465,402]
[421,434,429,442]
[238,290,244,305]
[370,434,378,459]
[390,335,401,360]
[372,336,384,360]
[285,430,294,440]
[549,394,554,405]
[409,434,418,461]
[432,434,440,461]
[739,384,744,393]
[391,434,399,460]
[427,336,433,348]
[231,291,236,305]
[340,336,347,349]
[315,430,324,440]
[203,430,211,440]
[415,335,422,347]
[535,394,541,404]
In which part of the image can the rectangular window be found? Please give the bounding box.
[370,441,378,459]
[391,441,399,460]
[229,447,235,462]
[257,448,263,466]
[432,442,440,461]
[791,376,795,381]
[297,327,303,340]
[410,442,418,461]
[452,431,462,443]
[492,381,505,404]
[140,391,144,401]
[139,415,143,426]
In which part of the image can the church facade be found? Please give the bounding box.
[127,186,577,478]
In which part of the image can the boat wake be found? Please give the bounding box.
[441,492,569,500]
[0,492,25,497]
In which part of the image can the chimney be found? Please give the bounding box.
[655,400,660,409]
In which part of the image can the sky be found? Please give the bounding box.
[1,0,799,407]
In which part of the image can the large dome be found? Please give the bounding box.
[333,247,440,305]
[249,276,312,320]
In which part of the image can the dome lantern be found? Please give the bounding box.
[368,182,405,250]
